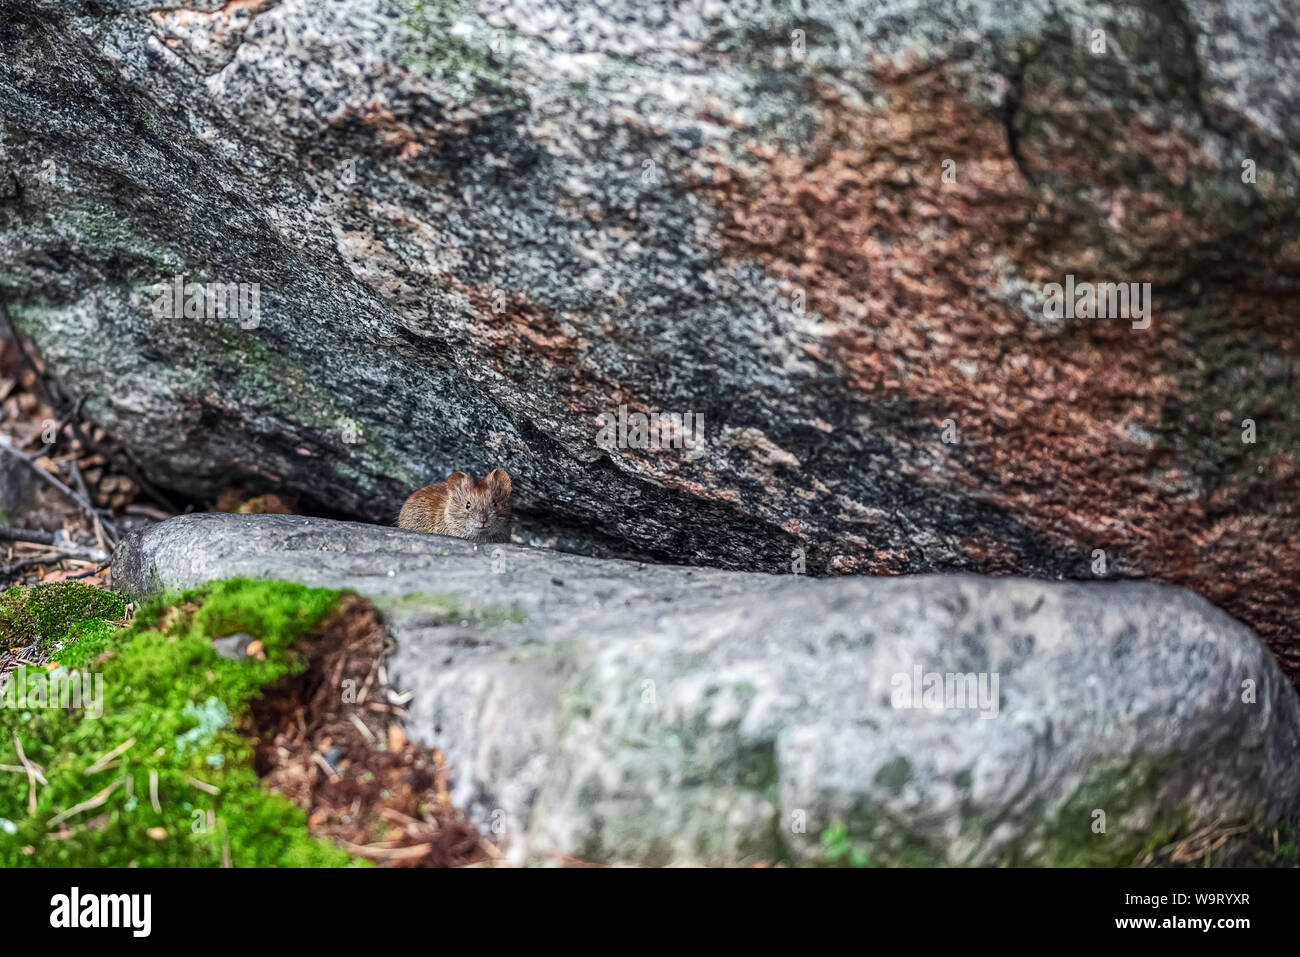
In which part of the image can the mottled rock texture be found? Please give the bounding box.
[1,2,1298,675]
[112,513,1300,865]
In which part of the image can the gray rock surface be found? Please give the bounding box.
[113,513,1300,865]
[2,1,1299,680]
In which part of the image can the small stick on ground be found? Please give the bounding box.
[13,733,46,817]
[311,752,341,782]
[0,532,106,565]
[20,452,81,503]
[124,504,171,522]
[356,655,380,704]
[0,525,56,546]
[21,763,36,816]
[149,769,161,813]
[186,775,220,796]
[83,736,135,776]
[47,775,128,828]
[69,459,114,551]
[13,733,46,785]
[2,550,108,581]
[379,807,427,828]
[348,712,377,744]
[2,555,64,578]
[65,561,110,581]
[5,445,116,548]
[338,840,433,862]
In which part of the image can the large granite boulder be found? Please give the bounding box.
[113,514,1300,865]
[0,1,1297,679]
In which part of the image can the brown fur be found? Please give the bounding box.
[397,469,512,543]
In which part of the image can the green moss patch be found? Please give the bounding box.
[0,578,361,867]
[0,582,125,653]
[1008,759,1191,867]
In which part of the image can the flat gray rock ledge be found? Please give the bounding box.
[113,513,1300,866]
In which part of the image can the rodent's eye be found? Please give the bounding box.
[465,501,471,508]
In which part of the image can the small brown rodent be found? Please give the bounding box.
[398,469,512,542]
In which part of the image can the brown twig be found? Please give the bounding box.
[46,775,129,828]
[69,458,115,550]
[13,736,48,787]
[15,449,80,503]
[64,560,110,580]
[3,556,62,576]
[84,736,135,775]
[13,733,46,817]
[124,504,172,522]
[0,513,108,576]
[347,712,377,744]
[337,839,433,862]
[186,775,220,796]
[2,553,107,584]
[0,525,56,546]
[4,425,118,547]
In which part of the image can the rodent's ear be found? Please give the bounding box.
[487,468,512,497]
[444,471,469,489]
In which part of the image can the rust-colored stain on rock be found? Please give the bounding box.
[698,69,1300,677]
